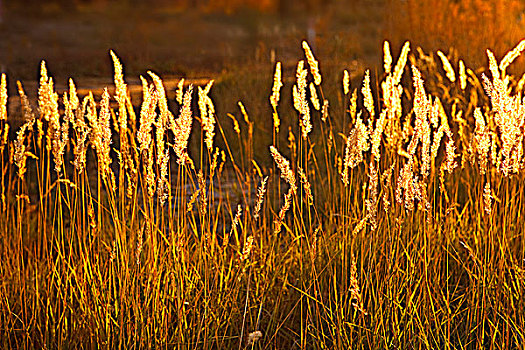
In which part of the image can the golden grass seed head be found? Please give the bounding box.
[302,40,322,85]
[473,107,490,174]
[187,190,199,213]
[110,51,128,133]
[486,49,501,81]
[270,61,283,109]
[499,39,525,76]
[383,40,392,75]
[14,119,34,178]
[240,235,254,262]
[367,160,379,231]
[483,182,492,215]
[276,187,293,230]
[198,84,216,150]
[298,166,313,205]
[174,85,194,164]
[0,74,7,121]
[238,101,250,124]
[280,189,293,218]
[382,162,395,214]
[198,170,207,217]
[294,60,312,139]
[321,99,329,122]
[176,78,185,105]
[349,89,357,122]
[227,113,240,134]
[371,109,387,163]
[0,123,10,153]
[138,78,157,153]
[437,50,456,83]
[444,134,458,173]
[157,148,170,206]
[392,41,410,86]
[247,331,263,346]
[270,145,296,193]
[362,70,375,121]
[109,240,117,263]
[459,60,467,90]
[17,81,35,122]
[287,126,296,154]
[273,111,280,133]
[343,69,350,95]
[73,127,89,173]
[230,204,242,238]
[309,82,320,111]
[253,176,268,221]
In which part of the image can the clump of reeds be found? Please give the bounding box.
[0,37,524,349]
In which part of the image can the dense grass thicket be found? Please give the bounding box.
[0,40,524,349]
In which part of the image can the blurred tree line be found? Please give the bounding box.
[4,0,334,14]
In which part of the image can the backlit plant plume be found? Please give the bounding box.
[198,80,216,150]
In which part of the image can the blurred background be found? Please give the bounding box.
[0,0,524,94]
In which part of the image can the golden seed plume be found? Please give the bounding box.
[321,99,329,122]
[238,101,250,124]
[270,145,296,193]
[253,176,268,221]
[362,70,375,121]
[392,41,410,85]
[343,69,350,95]
[341,113,369,185]
[92,88,114,186]
[371,109,387,163]
[198,170,207,217]
[459,60,467,90]
[309,82,320,111]
[227,113,240,134]
[198,82,216,150]
[294,60,311,139]
[437,50,456,83]
[247,331,263,346]
[109,240,117,263]
[173,86,194,164]
[473,108,490,174]
[383,41,392,74]
[110,50,128,133]
[274,188,293,234]
[176,78,185,105]
[240,235,254,262]
[381,162,395,213]
[483,182,492,215]
[486,49,500,81]
[157,148,170,205]
[0,74,7,121]
[367,160,379,231]
[270,61,283,133]
[137,77,157,153]
[14,119,34,178]
[302,41,322,85]
[500,39,525,76]
[230,204,242,241]
[149,71,176,148]
[298,167,313,205]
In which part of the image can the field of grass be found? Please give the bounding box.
[1,34,525,349]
